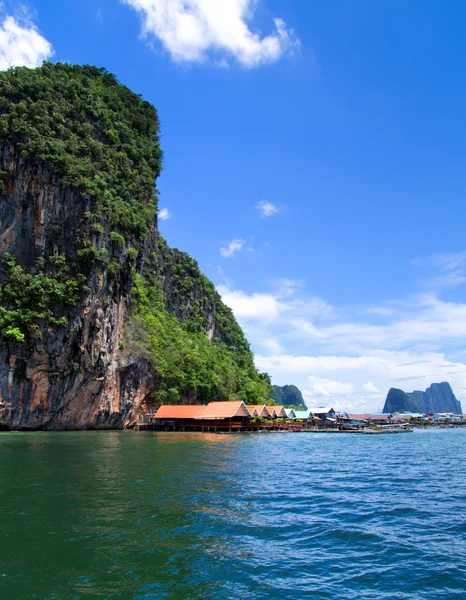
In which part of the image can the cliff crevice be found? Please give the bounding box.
[0,62,271,430]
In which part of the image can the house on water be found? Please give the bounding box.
[267,406,287,419]
[152,405,204,429]
[195,401,252,427]
[246,405,259,417]
[255,405,273,419]
[307,407,336,427]
[284,408,296,420]
[294,409,312,423]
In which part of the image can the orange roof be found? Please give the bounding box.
[267,406,278,417]
[246,405,259,416]
[256,405,272,417]
[274,405,286,417]
[154,405,203,419]
[196,401,251,420]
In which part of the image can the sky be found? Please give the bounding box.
[1,0,466,412]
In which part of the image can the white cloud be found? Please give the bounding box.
[122,0,300,67]
[257,200,279,218]
[217,252,466,411]
[158,207,172,220]
[362,381,381,395]
[255,350,466,413]
[220,238,245,258]
[272,278,302,298]
[260,336,284,355]
[412,251,466,290]
[306,376,354,398]
[217,284,281,321]
[283,294,466,353]
[0,16,53,70]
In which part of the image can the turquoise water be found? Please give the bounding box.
[0,429,465,599]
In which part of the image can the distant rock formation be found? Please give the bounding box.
[383,382,462,414]
[272,385,307,409]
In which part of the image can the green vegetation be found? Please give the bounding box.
[109,232,126,246]
[0,62,161,239]
[0,253,84,341]
[273,384,306,408]
[0,62,272,404]
[127,273,272,404]
[383,388,420,413]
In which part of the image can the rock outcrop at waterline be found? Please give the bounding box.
[383,382,462,414]
[0,63,272,430]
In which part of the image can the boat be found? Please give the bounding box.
[363,426,412,434]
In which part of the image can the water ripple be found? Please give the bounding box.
[0,429,465,599]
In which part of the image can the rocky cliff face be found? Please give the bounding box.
[383,388,420,413]
[0,143,140,429]
[0,63,271,430]
[272,385,306,408]
[383,382,462,414]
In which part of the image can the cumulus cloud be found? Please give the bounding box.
[0,15,53,70]
[158,207,172,220]
[217,284,282,321]
[255,350,466,412]
[221,281,466,410]
[217,251,466,411]
[362,381,381,395]
[122,0,300,67]
[257,200,279,218]
[220,238,245,258]
[260,336,284,355]
[306,376,354,398]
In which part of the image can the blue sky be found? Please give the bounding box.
[2,0,466,411]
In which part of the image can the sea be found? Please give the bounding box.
[0,428,465,599]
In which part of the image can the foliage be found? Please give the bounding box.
[126,248,138,262]
[0,62,162,239]
[3,326,25,343]
[383,388,420,413]
[153,237,253,352]
[127,275,272,404]
[77,246,108,264]
[0,253,84,342]
[0,62,273,402]
[109,231,125,246]
[272,384,306,409]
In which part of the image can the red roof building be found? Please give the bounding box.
[274,405,287,418]
[256,405,272,418]
[196,401,251,420]
[153,405,204,420]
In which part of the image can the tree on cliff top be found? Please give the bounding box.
[0,62,272,405]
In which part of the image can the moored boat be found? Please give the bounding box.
[363,426,412,434]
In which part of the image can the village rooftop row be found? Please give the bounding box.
[141,402,466,432]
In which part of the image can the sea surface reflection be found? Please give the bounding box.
[0,429,465,599]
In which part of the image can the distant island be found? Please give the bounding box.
[383,382,462,414]
[272,385,307,409]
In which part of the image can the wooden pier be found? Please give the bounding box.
[135,421,334,433]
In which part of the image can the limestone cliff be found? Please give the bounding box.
[0,63,271,430]
[383,383,462,414]
[272,385,307,408]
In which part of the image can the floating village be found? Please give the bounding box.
[137,401,466,434]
